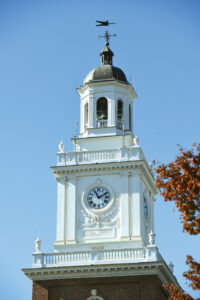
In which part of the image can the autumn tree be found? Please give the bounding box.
[155,143,200,299]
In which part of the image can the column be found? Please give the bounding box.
[88,92,94,128]
[109,95,115,127]
[80,99,84,133]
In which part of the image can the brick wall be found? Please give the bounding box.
[33,275,168,300]
[33,281,48,300]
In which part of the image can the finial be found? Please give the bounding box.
[134,136,139,146]
[148,230,156,246]
[35,237,42,253]
[58,141,64,153]
[169,261,174,273]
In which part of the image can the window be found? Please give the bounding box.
[96,97,108,128]
[117,100,123,129]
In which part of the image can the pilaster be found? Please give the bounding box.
[150,195,155,234]
[123,96,129,131]
[66,176,77,243]
[120,173,130,240]
[55,177,66,244]
[130,173,142,238]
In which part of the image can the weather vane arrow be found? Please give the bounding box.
[96,20,116,27]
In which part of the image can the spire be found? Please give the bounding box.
[100,43,114,65]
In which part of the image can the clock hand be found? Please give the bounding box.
[93,190,100,199]
[100,191,109,198]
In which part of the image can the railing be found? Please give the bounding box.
[33,246,160,268]
[96,120,108,128]
[116,120,123,129]
[57,147,145,166]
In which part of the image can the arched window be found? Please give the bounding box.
[129,104,132,130]
[117,100,123,129]
[84,103,88,131]
[96,97,108,128]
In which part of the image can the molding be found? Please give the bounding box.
[51,161,157,194]
[77,80,137,100]
[22,260,179,287]
[72,133,134,141]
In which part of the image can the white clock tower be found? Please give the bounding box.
[54,42,155,251]
[23,32,179,300]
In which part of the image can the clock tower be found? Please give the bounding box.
[23,31,179,300]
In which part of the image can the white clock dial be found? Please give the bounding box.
[87,187,110,209]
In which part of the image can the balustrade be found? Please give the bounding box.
[96,120,108,128]
[57,147,148,172]
[33,247,158,267]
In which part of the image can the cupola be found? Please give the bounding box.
[78,39,137,139]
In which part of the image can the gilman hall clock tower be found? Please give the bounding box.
[23,24,179,300]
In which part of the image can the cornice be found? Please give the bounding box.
[22,260,179,287]
[77,80,137,99]
[51,160,157,194]
[71,133,134,142]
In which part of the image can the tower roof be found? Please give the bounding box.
[83,44,128,84]
[83,64,128,84]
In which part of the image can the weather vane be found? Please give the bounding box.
[96,20,116,45]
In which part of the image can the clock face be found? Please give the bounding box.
[87,187,111,209]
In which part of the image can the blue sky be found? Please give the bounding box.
[0,0,199,299]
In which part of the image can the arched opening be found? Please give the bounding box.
[96,97,108,128]
[84,103,88,131]
[129,104,132,130]
[117,100,123,129]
